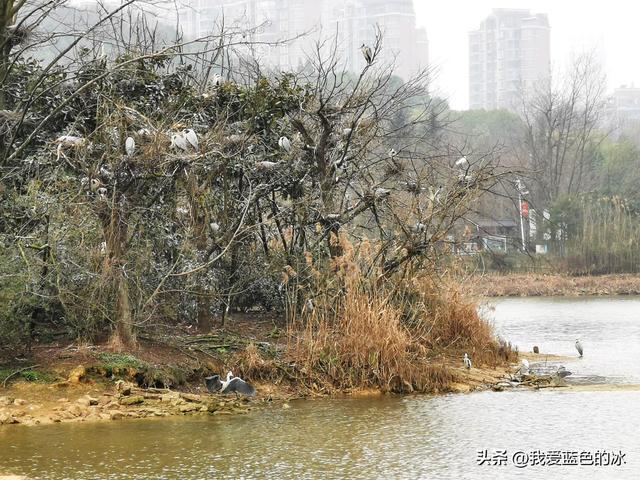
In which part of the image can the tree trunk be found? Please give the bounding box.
[101,206,136,348]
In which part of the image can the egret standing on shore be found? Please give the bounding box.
[220,371,256,396]
[463,353,472,369]
[575,339,583,357]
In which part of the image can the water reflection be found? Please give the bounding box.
[488,296,640,383]
[2,297,640,479]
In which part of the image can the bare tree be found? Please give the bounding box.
[520,52,607,209]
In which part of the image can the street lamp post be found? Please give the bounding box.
[515,179,529,252]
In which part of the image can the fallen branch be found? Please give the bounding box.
[2,364,40,388]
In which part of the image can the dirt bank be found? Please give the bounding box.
[472,274,640,297]
[0,344,517,427]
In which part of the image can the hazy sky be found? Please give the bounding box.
[414,0,640,109]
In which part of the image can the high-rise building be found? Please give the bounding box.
[469,9,550,111]
[180,0,428,80]
[605,85,640,137]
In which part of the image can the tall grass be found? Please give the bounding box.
[567,197,640,274]
[283,234,515,394]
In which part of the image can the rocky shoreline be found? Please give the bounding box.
[0,383,262,427]
[0,359,521,427]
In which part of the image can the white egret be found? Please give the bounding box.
[97,187,107,200]
[125,136,135,157]
[278,136,291,152]
[575,339,583,357]
[256,161,278,170]
[209,222,220,233]
[374,187,390,199]
[55,135,85,147]
[90,178,100,192]
[455,156,469,169]
[463,353,472,369]
[80,177,89,189]
[183,129,199,150]
[428,186,442,203]
[520,358,530,375]
[342,127,352,137]
[360,44,373,65]
[305,299,314,312]
[413,222,426,233]
[212,73,222,87]
[170,133,188,151]
[136,128,151,137]
[388,148,397,159]
[99,165,113,180]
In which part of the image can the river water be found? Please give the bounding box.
[2,297,640,479]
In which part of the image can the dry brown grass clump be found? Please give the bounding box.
[473,273,640,297]
[283,235,513,394]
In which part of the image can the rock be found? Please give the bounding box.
[66,404,86,418]
[282,403,291,409]
[67,365,86,384]
[115,380,134,396]
[13,398,27,406]
[179,393,203,403]
[109,410,125,420]
[119,395,144,406]
[179,403,200,413]
[57,397,69,403]
[77,396,99,407]
[161,393,178,403]
[0,396,13,406]
[0,412,19,424]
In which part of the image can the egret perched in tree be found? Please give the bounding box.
[464,353,472,369]
[342,127,353,137]
[360,44,373,65]
[455,156,469,169]
[278,136,291,152]
[256,161,278,170]
[305,299,314,312]
[99,165,113,180]
[374,187,390,199]
[413,222,426,233]
[220,371,256,396]
[212,73,222,87]
[170,133,188,151]
[575,339,583,357]
[428,185,442,204]
[55,135,85,147]
[125,136,135,157]
[97,187,107,200]
[388,148,397,159]
[183,129,199,150]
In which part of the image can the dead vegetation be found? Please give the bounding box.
[473,273,640,297]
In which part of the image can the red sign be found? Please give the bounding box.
[521,201,529,218]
